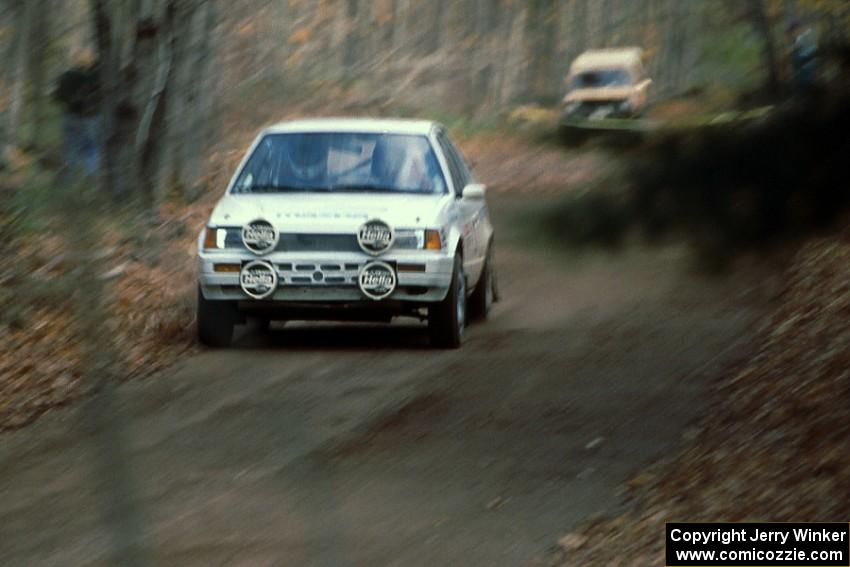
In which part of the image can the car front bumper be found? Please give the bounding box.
[561,100,637,123]
[198,249,454,304]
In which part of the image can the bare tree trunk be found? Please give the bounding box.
[475,0,500,110]
[90,0,122,197]
[91,0,180,203]
[500,4,527,105]
[646,0,665,92]
[184,0,218,189]
[164,0,195,197]
[658,0,677,96]
[526,0,558,102]
[121,0,162,201]
[342,0,359,79]
[6,1,32,152]
[783,0,797,25]
[424,0,445,55]
[0,10,12,150]
[586,0,603,47]
[638,0,652,50]
[392,0,411,54]
[750,0,781,94]
[601,0,615,41]
[27,0,50,149]
[382,0,396,52]
[136,0,177,206]
[679,1,703,92]
[574,0,588,53]
[666,0,687,93]
[554,0,571,79]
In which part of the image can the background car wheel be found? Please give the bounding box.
[197,287,238,348]
[469,244,497,321]
[429,254,465,349]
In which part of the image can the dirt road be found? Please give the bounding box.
[0,195,769,566]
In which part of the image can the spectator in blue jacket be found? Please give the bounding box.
[787,20,818,93]
[55,58,101,177]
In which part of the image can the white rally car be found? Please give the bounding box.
[197,118,497,348]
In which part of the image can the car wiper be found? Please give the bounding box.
[328,184,402,193]
[242,185,332,193]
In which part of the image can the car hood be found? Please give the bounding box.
[208,192,451,231]
[563,87,634,103]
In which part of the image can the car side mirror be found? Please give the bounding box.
[461,183,486,200]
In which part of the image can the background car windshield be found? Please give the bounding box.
[570,69,633,89]
[232,133,447,194]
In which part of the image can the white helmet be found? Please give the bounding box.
[287,135,328,182]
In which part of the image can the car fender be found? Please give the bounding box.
[445,224,463,258]
[196,228,203,250]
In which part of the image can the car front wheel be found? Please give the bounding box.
[469,244,497,321]
[197,287,238,348]
[429,254,465,349]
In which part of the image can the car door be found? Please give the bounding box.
[436,129,486,286]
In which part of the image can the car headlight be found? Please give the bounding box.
[618,100,632,112]
[202,227,228,250]
[395,229,443,250]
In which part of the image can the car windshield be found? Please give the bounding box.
[231,132,448,195]
[570,68,633,89]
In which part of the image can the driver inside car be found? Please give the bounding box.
[284,134,330,186]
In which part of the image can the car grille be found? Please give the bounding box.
[224,229,360,252]
[276,261,362,285]
[277,234,361,253]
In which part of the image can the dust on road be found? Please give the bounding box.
[0,194,771,566]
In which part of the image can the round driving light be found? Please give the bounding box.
[240,260,278,300]
[357,219,394,255]
[358,261,397,301]
[241,219,279,255]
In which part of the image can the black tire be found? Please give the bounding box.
[197,287,237,348]
[254,316,271,334]
[468,244,497,321]
[429,254,465,349]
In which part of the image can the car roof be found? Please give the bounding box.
[570,48,644,73]
[263,118,439,136]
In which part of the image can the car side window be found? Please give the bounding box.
[436,131,468,195]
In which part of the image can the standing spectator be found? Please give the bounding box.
[55,53,101,177]
[787,20,819,93]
